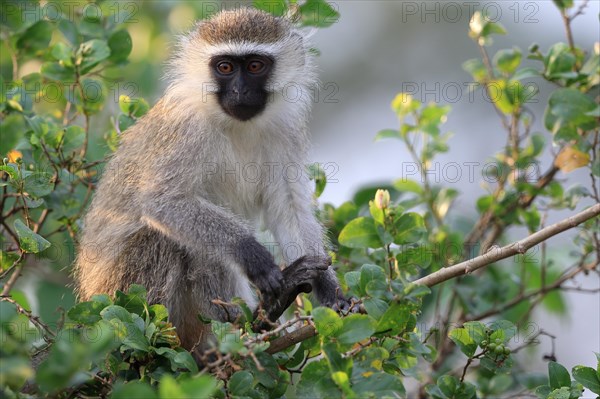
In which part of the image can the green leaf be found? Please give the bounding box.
[0,357,33,391]
[353,372,406,398]
[336,314,376,344]
[438,375,460,397]
[397,246,432,271]
[118,114,136,131]
[101,305,133,323]
[375,303,409,334]
[544,43,577,80]
[67,301,106,325]
[419,104,451,135]
[229,370,254,396]
[449,327,477,357]
[243,352,283,391]
[491,80,536,114]
[549,361,571,390]
[296,359,341,397]
[158,375,217,399]
[522,133,545,158]
[392,93,420,116]
[344,271,362,296]
[149,304,169,322]
[369,199,385,226]
[74,78,107,115]
[1,250,20,271]
[535,385,552,398]
[50,43,73,66]
[487,375,514,395]
[360,264,387,294]
[362,298,388,320]
[463,58,487,82]
[393,212,426,244]
[61,126,86,154]
[374,129,402,141]
[78,39,111,74]
[0,164,19,181]
[41,62,75,81]
[112,381,157,399]
[469,11,506,42]
[108,30,133,63]
[58,19,80,45]
[331,371,351,394]
[552,0,574,11]
[299,0,340,28]
[513,67,541,81]
[394,178,423,195]
[544,88,596,141]
[462,321,487,346]
[494,47,522,75]
[548,386,570,399]
[489,320,517,341]
[322,342,351,374]
[24,172,52,198]
[312,307,343,338]
[572,366,600,394]
[520,206,541,232]
[173,352,199,374]
[114,287,146,316]
[17,20,53,54]
[338,217,382,249]
[121,320,150,352]
[308,162,327,198]
[13,219,51,253]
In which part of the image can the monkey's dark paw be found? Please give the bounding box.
[330,296,362,315]
[256,267,284,297]
[284,255,331,282]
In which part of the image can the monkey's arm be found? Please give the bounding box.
[140,193,283,296]
[263,179,349,309]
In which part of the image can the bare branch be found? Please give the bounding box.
[266,325,317,354]
[262,205,599,355]
[413,204,599,288]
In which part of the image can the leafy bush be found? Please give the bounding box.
[1,1,599,398]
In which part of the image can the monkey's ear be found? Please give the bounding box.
[289,32,306,67]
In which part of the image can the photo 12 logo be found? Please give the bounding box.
[1,2,138,24]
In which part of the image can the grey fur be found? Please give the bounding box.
[74,9,345,356]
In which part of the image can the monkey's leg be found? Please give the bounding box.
[115,228,210,350]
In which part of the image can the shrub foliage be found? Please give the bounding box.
[1,1,599,398]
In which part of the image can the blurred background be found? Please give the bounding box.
[3,0,599,376]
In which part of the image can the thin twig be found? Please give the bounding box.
[415,204,599,287]
[468,260,598,321]
[0,296,55,342]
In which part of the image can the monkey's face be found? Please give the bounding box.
[209,54,274,121]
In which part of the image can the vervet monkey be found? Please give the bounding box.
[74,8,348,354]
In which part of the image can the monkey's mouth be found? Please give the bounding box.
[222,102,266,121]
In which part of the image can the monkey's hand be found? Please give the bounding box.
[253,255,330,329]
[315,276,361,315]
[331,295,362,315]
[238,237,284,297]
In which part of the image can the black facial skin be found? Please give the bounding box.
[209,54,274,121]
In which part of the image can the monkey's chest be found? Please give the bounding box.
[198,133,285,218]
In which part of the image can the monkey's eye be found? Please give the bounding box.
[216,61,234,74]
[247,60,266,74]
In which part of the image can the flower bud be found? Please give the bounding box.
[7,150,23,163]
[374,189,391,210]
